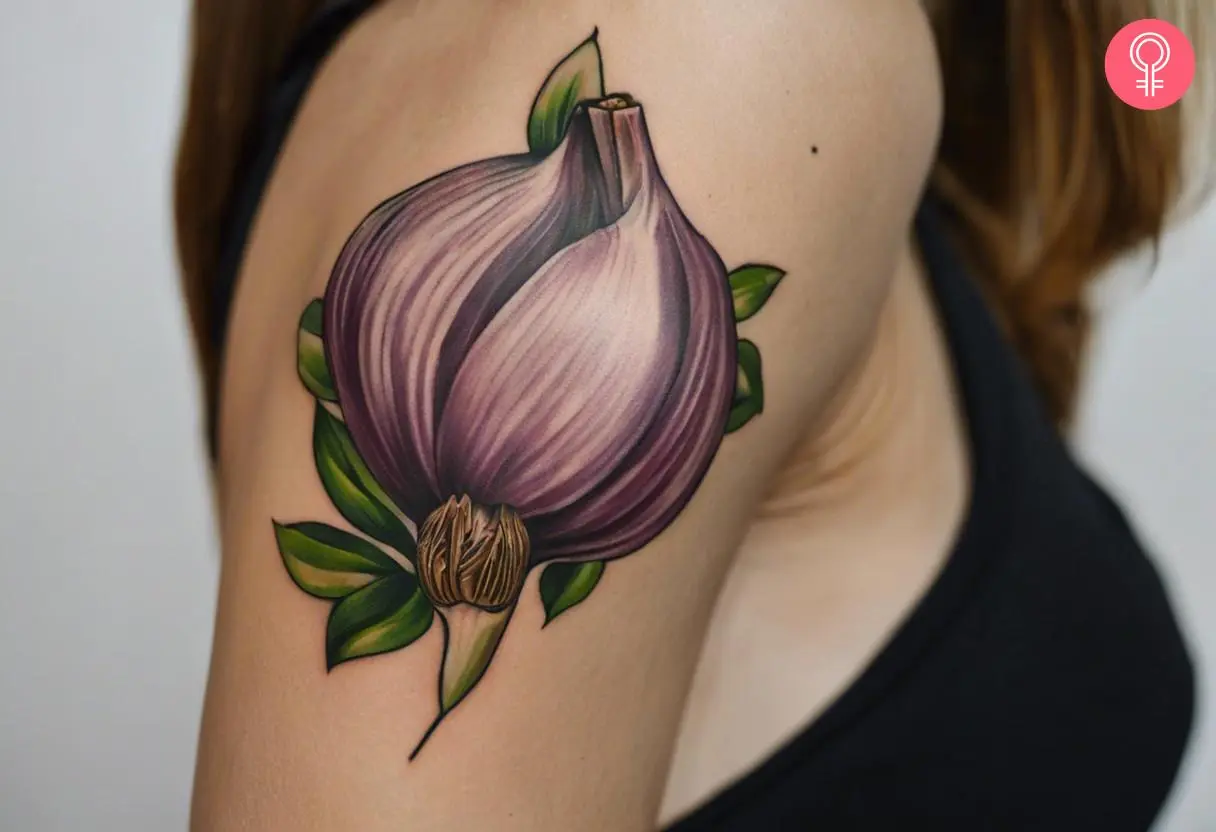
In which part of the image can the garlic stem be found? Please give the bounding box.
[409,602,514,760]
[587,98,651,214]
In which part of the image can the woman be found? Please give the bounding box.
[177,1,1209,828]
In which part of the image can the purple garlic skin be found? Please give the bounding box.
[324,98,736,605]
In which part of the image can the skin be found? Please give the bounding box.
[194,1,961,829]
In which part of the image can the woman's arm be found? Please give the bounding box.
[192,2,941,829]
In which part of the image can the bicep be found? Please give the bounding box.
[194,5,939,829]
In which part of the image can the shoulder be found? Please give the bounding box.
[219,0,945,471]
[297,0,944,225]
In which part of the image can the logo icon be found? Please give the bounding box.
[1131,31,1170,96]
[1106,19,1195,110]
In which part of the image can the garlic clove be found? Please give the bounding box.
[325,124,611,523]
[434,202,682,517]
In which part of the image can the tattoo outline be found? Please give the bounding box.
[273,31,786,759]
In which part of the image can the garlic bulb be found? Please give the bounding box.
[324,97,737,610]
[274,32,785,759]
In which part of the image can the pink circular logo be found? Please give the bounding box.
[1106,19,1195,110]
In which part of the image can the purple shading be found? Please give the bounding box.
[324,102,736,570]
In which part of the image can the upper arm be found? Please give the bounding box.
[194,2,941,829]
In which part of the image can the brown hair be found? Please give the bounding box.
[927,0,1198,422]
[175,0,329,413]
[175,0,1203,426]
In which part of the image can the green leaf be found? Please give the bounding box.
[726,339,764,434]
[299,298,324,336]
[298,300,337,401]
[314,404,416,561]
[274,521,401,599]
[326,572,434,670]
[729,265,786,322]
[527,30,605,156]
[539,561,605,625]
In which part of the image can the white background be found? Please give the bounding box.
[0,2,1212,829]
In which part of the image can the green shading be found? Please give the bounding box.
[540,560,606,625]
[313,404,416,562]
[527,31,605,156]
[297,300,336,401]
[326,572,434,670]
[275,521,402,599]
[729,264,786,322]
[726,339,764,434]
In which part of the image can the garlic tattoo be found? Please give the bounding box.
[274,30,787,759]
[416,497,528,610]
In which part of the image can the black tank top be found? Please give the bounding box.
[210,3,1195,828]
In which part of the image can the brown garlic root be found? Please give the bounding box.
[416,495,529,610]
